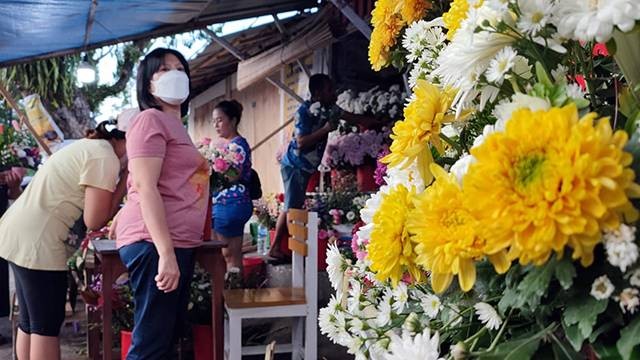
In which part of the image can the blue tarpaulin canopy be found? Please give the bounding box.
[0,0,316,67]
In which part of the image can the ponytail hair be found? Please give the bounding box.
[85,120,126,140]
[214,100,243,127]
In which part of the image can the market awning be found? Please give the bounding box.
[0,0,316,67]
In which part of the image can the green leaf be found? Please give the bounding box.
[563,297,608,340]
[563,323,586,352]
[536,62,553,88]
[551,333,583,360]
[617,316,640,360]
[554,258,576,290]
[478,337,541,360]
[594,343,623,360]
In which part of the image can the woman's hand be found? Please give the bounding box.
[156,253,180,292]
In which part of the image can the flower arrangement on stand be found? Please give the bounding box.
[319,0,640,359]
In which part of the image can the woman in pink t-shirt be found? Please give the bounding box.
[112,48,209,359]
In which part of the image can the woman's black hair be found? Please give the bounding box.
[214,100,244,127]
[85,120,126,140]
[136,48,191,118]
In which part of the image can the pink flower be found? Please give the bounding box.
[234,153,245,163]
[212,158,230,173]
[11,120,21,132]
[201,137,212,146]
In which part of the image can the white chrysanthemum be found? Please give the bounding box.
[551,64,569,83]
[492,92,551,123]
[420,294,442,318]
[603,224,639,272]
[486,0,511,13]
[486,46,518,85]
[554,0,640,42]
[591,275,615,300]
[474,302,502,330]
[392,282,409,312]
[377,291,393,326]
[433,5,514,113]
[629,269,640,287]
[403,19,446,62]
[327,243,351,292]
[385,160,426,192]
[319,295,342,343]
[450,154,475,185]
[517,0,554,35]
[566,83,586,102]
[385,329,443,360]
[617,288,640,314]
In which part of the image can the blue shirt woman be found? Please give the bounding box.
[210,100,253,284]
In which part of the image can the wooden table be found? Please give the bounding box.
[91,239,226,360]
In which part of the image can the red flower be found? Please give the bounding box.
[592,43,609,57]
[575,75,587,91]
[275,193,284,203]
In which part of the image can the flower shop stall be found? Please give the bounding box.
[320,0,640,359]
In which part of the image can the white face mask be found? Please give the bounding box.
[151,69,190,105]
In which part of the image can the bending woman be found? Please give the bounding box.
[0,120,128,360]
[113,48,210,359]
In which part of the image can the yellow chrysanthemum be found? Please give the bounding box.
[400,0,431,24]
[408,164,510,293]
[442,0,482,40]
[369,0,405,71]
[382,80,456,183]
[368,185,424,285]
[464,104,640,267]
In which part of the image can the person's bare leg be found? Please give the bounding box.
[30,334,60,360]
[219,233,243,274]
[16,328,30,360]
[269,210,288,258]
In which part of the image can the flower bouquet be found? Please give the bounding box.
[0,120,41,171]
[197,138,246,193]
[319,0,640,359]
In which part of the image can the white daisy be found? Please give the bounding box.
[420,294,442,318]
[486,46,518,85]
[603,224,639,273]
[403,19,446,62]
[319,295,341,342]
[629,269,640,287]
[591,275,615,300]
[565,83,586,102]
[617,288,640,314]
[346,211,356,222]
[474,302,502,330]
[517,0,554,36]
[377,292,393,326]
[326,243,351,293]
[392,282,410,312]
[385,329,443,360]
[554,0,640,42]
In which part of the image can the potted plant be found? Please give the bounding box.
[86,273,134,358]
[188,265,213,360]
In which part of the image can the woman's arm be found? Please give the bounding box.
[129,157,180,293]
[108,168,129,217]
[84,186,116,230]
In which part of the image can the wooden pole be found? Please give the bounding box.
[251,116,295,152]
[0,82,52,155]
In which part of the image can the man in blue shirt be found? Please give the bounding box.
[270,74,376,260]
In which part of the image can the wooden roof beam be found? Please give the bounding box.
[328,0,371,40]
